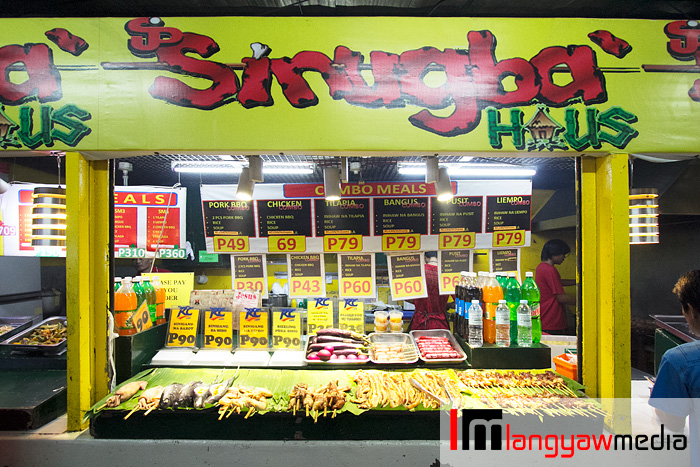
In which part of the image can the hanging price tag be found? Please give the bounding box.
[289,277,323,296]
[232,254,267,296]
[117,247,146,258]
[238,308,269,349]
[324,235,363,252]
[391,277,426,300]
[213,236,250,253]
[438,250,472,295]
[338,253,376,298]
[133,301,153,333]
[492,230,526,248]
[166,307,200,348]
[439,232,475,250]
[268,235,306,252]
[271,308,302,349]
[440,273,461,295]
[388,253,427,301]
[202,308,234,349]
[288,254,325,298]
[339,277,374,297]
[307,298,334,334]
[338,299,365,334]
[382,233,420,251]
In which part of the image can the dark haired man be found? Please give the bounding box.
[649,270,700,463]
[407,251,450,331]
[535,239,576,334]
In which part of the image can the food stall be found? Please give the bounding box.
[8,14,689,436]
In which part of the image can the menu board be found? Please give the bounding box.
[430,196,483,234]
[373,197,429,236]
[202,200,255,237]
[438,250,472,295]
[387,253,427,301]
[338,253,376,298]
[257,199,312,237]
[287,253,326,298]
[485,195,532,232]
[490,248,520,277]
[314,198,370,236]
[231,254,268,297]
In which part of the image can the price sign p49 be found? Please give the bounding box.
[213,236,249,253]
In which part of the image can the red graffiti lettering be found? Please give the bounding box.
[0,43,62,106]
[238,57,273,108]
[664,20,700,63]
[587,30,632,59]
[269,51,336,108]
[149,32,239,110]
[125,17,184,56]
[332,46,401,107]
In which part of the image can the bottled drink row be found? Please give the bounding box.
[114,276,167,336]
[454,271,541,348]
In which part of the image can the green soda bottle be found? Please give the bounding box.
[141,276,158,324]
[521,272,541,344]
[504,272,521,345]
[132,277,149,324]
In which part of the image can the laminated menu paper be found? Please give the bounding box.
[190,289,261,329]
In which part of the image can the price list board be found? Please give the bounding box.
[338,253,376,298]
[387,253,427,301]
[114,206,138,248]
[257,199,313,237]
[430,196,483,234]
[438,250,472,295]
[231,254,267,297]
[201,200,255,237]
[146,206,180,249]
[314,198,371,236]
[491,248,520,275]
[287,254,325,298]
[373,198,429,236]
[485,195,532,233]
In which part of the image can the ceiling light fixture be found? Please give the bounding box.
[171,160,315,175]
[629,188,659,245]
[398,162,536,178]
[236,167,255,201]
[248,155,264,183]
[425,156,439,184]
[324,166,342,201]
[435,167,454,202]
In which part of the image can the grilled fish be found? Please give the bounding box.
[159,383,184,409]
[174,380,202,408]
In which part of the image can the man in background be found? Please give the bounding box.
[407,251,450,331]
[535,239,576,335]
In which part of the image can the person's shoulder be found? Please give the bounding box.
[668,340,700,364]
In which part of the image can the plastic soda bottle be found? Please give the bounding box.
[114,277,122,292]
[517,300,532,347]
[521,272,541,344]
[131,277,148,326]
[495,300,510,347]
[505,272,521,345]
[468,300,483,348]
[114,278,137,336]
[454,272,465,338]
[151,275,167,325]
[482,273,502,344]
[496,272,508,289]
[141,276,158,324]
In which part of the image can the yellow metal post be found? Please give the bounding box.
[580,154,631,399]
[66,152,111,431]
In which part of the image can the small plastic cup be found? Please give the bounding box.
[374,310,388,332]
[389,310,403,332]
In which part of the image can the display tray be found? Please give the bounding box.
[0,317,67,354]
[0,316,34,342]
[410,329,467,364]
[368,332,419,364]
[303,334,370,365]
[651,314,697,343]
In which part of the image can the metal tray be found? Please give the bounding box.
[0,317,67,354]
[410,329,467,363]
[651,315,698,343]
[0,316,34,342]
[368,332,419,364]
[303,334,369,365]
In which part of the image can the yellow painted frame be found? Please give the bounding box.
[66,153,111,431]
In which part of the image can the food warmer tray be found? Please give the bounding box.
[651,315,698,343]
[409,329,467,363]
[0,317,67,354]
[0,316,35,342]
[368,332,419,364]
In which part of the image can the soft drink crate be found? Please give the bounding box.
[553,350,578,381]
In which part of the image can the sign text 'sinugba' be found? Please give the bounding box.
[123,18,610,137]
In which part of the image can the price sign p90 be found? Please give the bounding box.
[492,230,526,248]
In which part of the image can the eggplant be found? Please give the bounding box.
[333,348,363,356]
[174,380,201,408]
[308,342,365,352]
[315,335,364,344]
[159,383,184,409]
[315,328,369,342]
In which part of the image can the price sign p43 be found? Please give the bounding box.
[492,230,526,248]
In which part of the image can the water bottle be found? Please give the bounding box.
[521,272,541,344]
[505,272,521,345]
[468,299,483,348]
[495,300,510,347]
[517,299,532,347]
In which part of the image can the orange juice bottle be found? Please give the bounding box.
[115,278,137,336]
[482,273,503,344]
